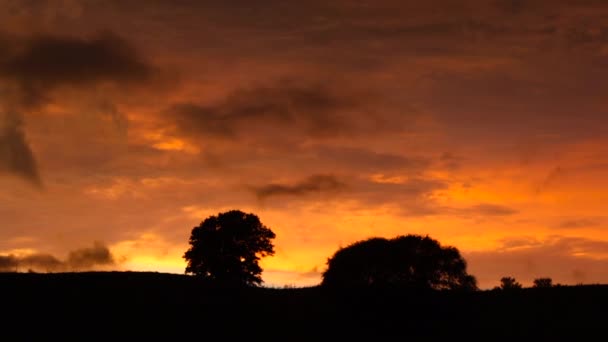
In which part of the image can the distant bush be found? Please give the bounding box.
[500,276,522,290]
[533,277,553,288]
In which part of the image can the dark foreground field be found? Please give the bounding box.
[1,272,606,340]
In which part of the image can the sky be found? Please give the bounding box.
[1,0,608,289]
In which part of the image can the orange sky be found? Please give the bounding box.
[1,0,608,288]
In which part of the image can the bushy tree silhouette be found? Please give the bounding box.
[183,210,275,286]
[321,234,477,290]
[533,277,553,288]
[499,276,522,290]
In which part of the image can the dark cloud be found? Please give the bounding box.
[497,236,542,250]
[557,218,601,229]
[66,241,115,269]
[0,242,115,273]
[402,202,517,219]
[248,172,448,216]
[0,112,41,187]
[168,80,388,141]
[311,146,430,174]
[0,31,154,186]
[538,166,565,192]
[98,100,129,137]
[170,80,349,137]
[251,174,347,200]
[494,0,528,15]
[464,204,518,216]
[0,253,62,272]
[355,176,517,216]
[20,253,64,272]
[438,152,463,170]
[0,255,18,271]
[356,177,448,216]
[362,177,447,197]
[466,236,608,288]
[0,31,153,106]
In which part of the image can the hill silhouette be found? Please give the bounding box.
[1,271,606,340]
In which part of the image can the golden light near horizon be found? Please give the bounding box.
[1,0,608,289]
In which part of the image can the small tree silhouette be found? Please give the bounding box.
[321,234,477,290]
[183,210,276,286]
[533,277,553,288]
[500,276,522,290]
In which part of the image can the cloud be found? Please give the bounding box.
[0,31,154,107]
[355,177,449,216]
[557,218,601,229]
[311,146,430,173]
[463,204,518,216]
[0,255,16,271]
[465,236,608,288]
[536,166,565,193]
[0,30,155,187]
[0,112,41,187]
[0,253,62,272]
[495,0,527,14]
[0,0,84,32]
[167,80,389,142]
[0,242,116,272]
[170,80,349,137]
[249,174,454,217]
[438,152,463,170]
[66,241,115,269]
[251,174,347,200]
[399,202,518,219]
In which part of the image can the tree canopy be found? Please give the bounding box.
[321,234,477,291]
[183,210,275,286]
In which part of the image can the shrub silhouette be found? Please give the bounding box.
[533,277,553,288]
[183,210,275,286]
[500,276,522,290]
[321,234,477,290]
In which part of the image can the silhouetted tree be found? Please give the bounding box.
[533,277,553,288]
[500,276,522,290]
[321,234,477,290]
[183,210,275,286]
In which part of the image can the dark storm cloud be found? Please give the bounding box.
[251,174,347,200]
[0,31,154,106]
[0,242,115,272]
[168,80,385,140]
[0,112,41,187]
